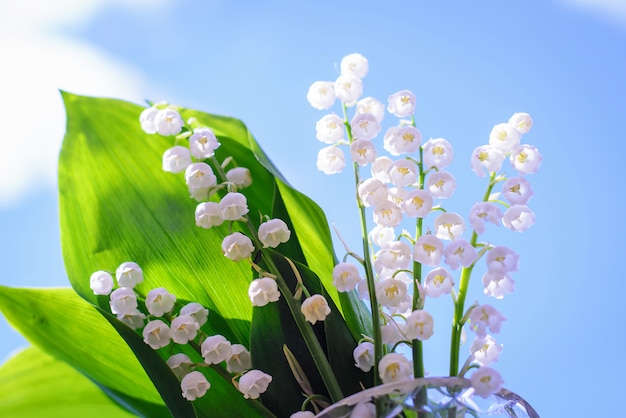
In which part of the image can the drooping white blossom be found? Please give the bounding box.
[315,114,345,144]
[117,309,146,330]
[387,90,416,118]
[90,270,114,295]
[372,201,403,227]
[434,212,465,241]
[180,302,209,327]
[376,278,410,308]
[371,156,392,183]
[248,277,281,307]
[502,205,535,232]
[387,187,408,207]
[508,112,533,134]
[374,241,412,274]
[195,202,223,229]
[350,139,377,166]
[381,321,403,345]
[502,177,534,205]
[154,108,184,136]
[139,106,159,134]
[257,218,291,248]
[482,271,515,299]
[357,97,385,123]
[301,294,331,324]
[340,53,369,78]
[142,319,172,349]
[145,287,177,317]
[403,309,434,341]
[357,178,388,208]
[189,127,220,159]
[332,262,362,292]
[469,304,506,337]
[115,261,143,288]
[109,287,138,315]
[388,159,418,187]
[238,370,273,399]
[383,126,422,155]
[422,138,454,170]
[489,123,521,153]
[486,246,519,274]
[162,146,192,173]
[306,81,336,110]
[469,202,502,235]
[470,335,503,366]
[369,225,396,247]
[317,146,346,175]
[219,192,249,221]
[170,314,200,344]
[351,112,381,141]
[427,171,456,199]
[167,353,194,379]
[424,267,454,298]
[181,371,211,401]
[353,341,375,372]
[226,167,253,189]
[226,344,252,373]
[378,353,412,384]
[413,234,444,266]
[401,189,433,218]
[222,232,255,262]
[201,334,232,365]
[185,162,218,201]
[443,239,478,270]
[470,145,505,177]
[470,366,504,399]
[334,74,363,104]
[510,144,542,175]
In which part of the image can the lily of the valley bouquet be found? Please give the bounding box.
[0,54,541,418]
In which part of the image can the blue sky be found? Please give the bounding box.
[1,1,625,416]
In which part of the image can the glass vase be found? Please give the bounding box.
[315,377,539,418]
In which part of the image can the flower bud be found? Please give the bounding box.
[90,270,114,295]
[238,370,273,399]
[181,371,211,401]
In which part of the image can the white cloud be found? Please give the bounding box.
[0,0,165,207]
[557,0,626,27]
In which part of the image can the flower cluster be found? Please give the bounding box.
[307,53,541,398]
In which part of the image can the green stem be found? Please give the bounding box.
[412,144,426,380]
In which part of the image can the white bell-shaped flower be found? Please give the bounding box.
[181,371,211,401]
[116,308,145,330]
[170,314,200,344]
[154,108,184,136]
[424,267,454,298]
[301,294,331,324]
[403,309,434,341]
[332,262,362,292]
[257,218,291,248]
[334,74,363,104]
[238,370,273,399]
[109,287,138,315]
[470,145,505,177]
[413,235,444,266]
[195,202,223,229]
[350,113,381,141]
[340,53,369,78]
[317,146,346,175]
[443,239,478,270]
[142,319,171,349]
[226,344,252,373]
[201,334,232,365]
[167,353,194,379]
[387,90,416,118]
[315,114,345,144]
[502,205,535,232]
[306,81,336,110]
[510,144,542,175]
[381,321,402,345]
[374,241,412,274]
[185,162,218,201]
[226,167,253,189]
[357,178,388,208]
[145,287,176,317]
[378,353,412,384]
[376,278,409,308]
[401,189,433,218]
[469,304,506,337]
[470,335,503,366]
[489,123,521,153]
[502,177,534,205]
[370,156,392,183]
[482,271,515,299]
[248,277,280,307]
[469,202,502,235]
[508,112,533,134]
[350,139,377,166]
[388,159,418,187]
[222,232,255,262]
[486,246,519,274]
[384,126,422,156]
[180,302,209,327]
[139,106,159,134]
[427,171,456,199]
[372,201,403,227]
[434,212,465,241]
[219,192,249,221]
[470,366,504,399]
[90,270,114,295]
[353,341,375,372]
[357,97,385,123]
[189,127,220,159]
[115,261,143,288]
[422,138,454,170]
[368,225,395,248]
[162,146,191,174]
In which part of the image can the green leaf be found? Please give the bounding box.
[0,346,136,418]
[0,286,168,416]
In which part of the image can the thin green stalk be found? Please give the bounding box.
[412,145,426,380]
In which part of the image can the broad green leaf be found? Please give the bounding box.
[0,286,167,416]
[0,346,135,418]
